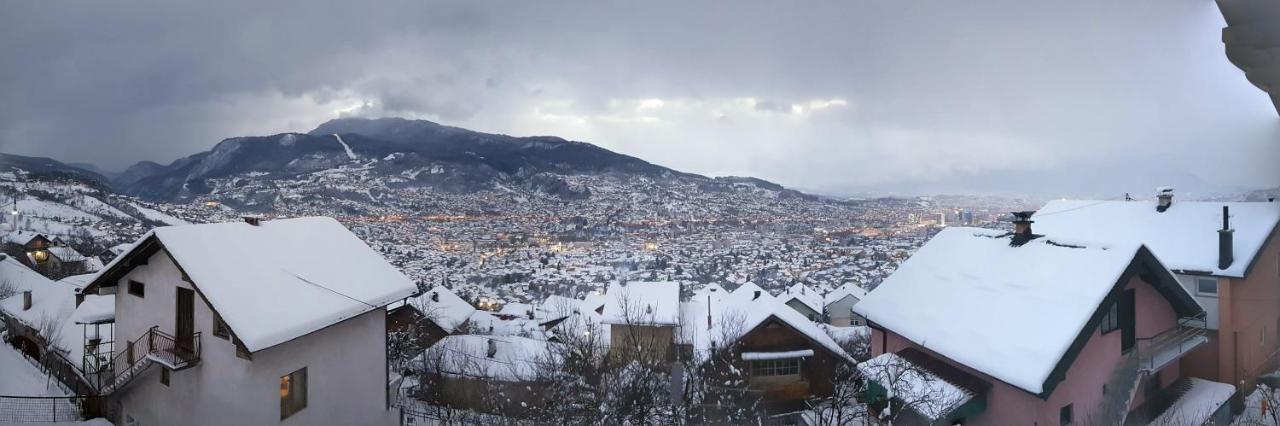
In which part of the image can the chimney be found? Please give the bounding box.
[22,290,32,311]
[431,292,439,303]
[486,339,498,358]
[1011,211,1035,235]
[1219,205,1234,270]
[1010,211,1037,247]
[75,290,85,307]
[1156,187,1175,213]
[752,290,761,301]
[242,215,262,226]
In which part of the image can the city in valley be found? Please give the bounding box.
[2,2,1278,426]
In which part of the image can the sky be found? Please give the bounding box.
[1,1,1277,196]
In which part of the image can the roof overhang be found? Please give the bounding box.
[1217,0,1280,117]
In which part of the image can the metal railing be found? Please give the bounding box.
[147,328,201,369]
[97,326,202,394]
[0,396,87,423]
[1135,313,1208,372]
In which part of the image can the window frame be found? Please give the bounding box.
[160,368,170,386]
[1100,302,1119,334]
[1195,278,1219,297]
[213,313,230,340]
[280,367,308,420]
[750,357,802,377]
[127,280,145,298]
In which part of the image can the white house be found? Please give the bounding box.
[823,283,868,327]
[81,217,416,426]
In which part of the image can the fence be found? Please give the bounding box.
[0,396,87,423]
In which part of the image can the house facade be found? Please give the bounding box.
[82,217,415,426]
[1035,198,1280,394]
[856,225,1212,425]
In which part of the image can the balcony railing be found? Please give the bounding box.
[1135,313,1208,372]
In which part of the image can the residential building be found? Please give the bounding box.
[823,283,868,327]
[80,217,416,426]
[1035,196,1280,394]
[856,224,1218,425]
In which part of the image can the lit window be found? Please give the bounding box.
[31,250,49,263]
[1100,303,1119,334]
[128,281,145,298]
[750,358,801,376]
[1196,278,1218,297]
[280,367,307,419]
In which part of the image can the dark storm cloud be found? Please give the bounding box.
[1,1,1276,194]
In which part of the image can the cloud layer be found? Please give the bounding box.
[1,1,1276,195]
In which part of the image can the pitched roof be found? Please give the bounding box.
[680,283,854,364]
[1034,200,1280,277]
[783,283,823,313]
[854,227,1199,395]
[396,285,476,333]
[601,281,681,325]
[89,217,416,352]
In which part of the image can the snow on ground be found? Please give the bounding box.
[15,197,100,222]
[0,343,70,397]
[1152,377,1233,425]
[1235,384,1280,425]
[0,420,113,426]
[128,203,189,226]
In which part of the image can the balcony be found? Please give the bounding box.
[1135,313,1208,373]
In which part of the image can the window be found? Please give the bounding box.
[1060,404,1073,425]
[128,280,145,298]
[1196,278,1218,297]
[750,358,801,376]
[160,368,170,386]
[1100,302,1119,334]
[280,367,307,419]
[234,336,251,360]
[213,313,230,339]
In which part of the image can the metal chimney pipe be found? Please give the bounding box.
[1219,205,1234,270]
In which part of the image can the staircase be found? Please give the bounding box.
[96,326,201,395]
[1092,353,1145,425]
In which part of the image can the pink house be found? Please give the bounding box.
[1035,196,1280,399]
[855,218,1219,425]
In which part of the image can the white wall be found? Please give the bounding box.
[1175,273,1220,330]
[111,249,395,426]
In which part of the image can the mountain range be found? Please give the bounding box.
[4,118,809,209]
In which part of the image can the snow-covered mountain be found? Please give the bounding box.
[107,118,811,210]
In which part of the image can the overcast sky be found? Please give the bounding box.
[2,1,1277,195]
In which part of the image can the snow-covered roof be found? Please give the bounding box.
[690,283,728,302]
[601,281,681,326]
[680,283,853,364]
[857,352,976,421]
[71,294,115,324]
[3,230,47,246]
[47,246,85,262]
[94,217,417,352]
[56,273,96,290]
[823,282,867,307]
[402,286,476,333]
[729,282,773,303]
[854,227,1193,394]
[418,335,556,382]
[1034,200,1280,278]
[0,255,53,294]
[497,302,534,318]
[782,283,822,313]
